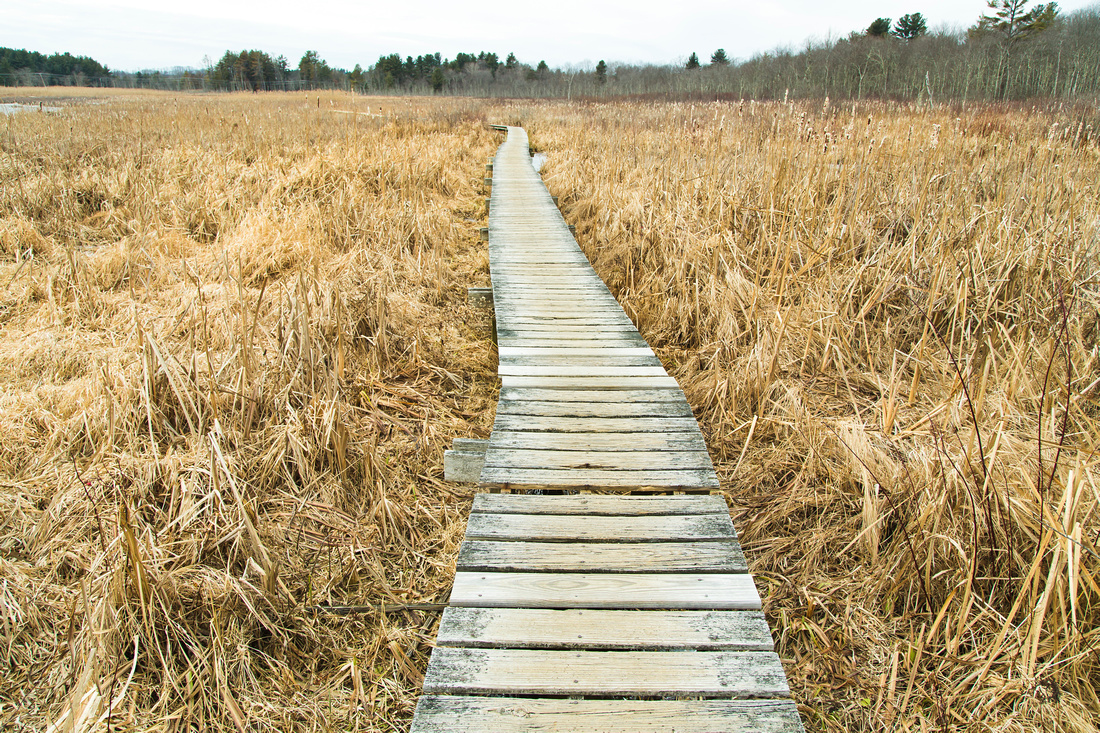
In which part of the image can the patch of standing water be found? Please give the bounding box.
[0,103,62,115]
[531,152,547,172]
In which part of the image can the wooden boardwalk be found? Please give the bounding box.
[411,127,803,731]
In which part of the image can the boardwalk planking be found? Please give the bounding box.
[422,648,791,697]
[435,607,775,650]
[410,125,803,732]
[470,493,727,515]
[448,571,763,609]
[464,512,736,542]
[457,539,747,573]
[413,697,804,733]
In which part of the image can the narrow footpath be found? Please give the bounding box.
[410,126,804,732]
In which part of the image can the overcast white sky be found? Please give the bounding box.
[4,0,1098,72]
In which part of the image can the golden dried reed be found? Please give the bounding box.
[514,99,1100,732]
[1,91,497,731]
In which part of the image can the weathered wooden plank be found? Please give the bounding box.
[498,346,655,357]
[479,467,720,490]
[495,317,633,327]
[422,648,789,697]
[499,376,683,390]
[498,356,660,368]
[482,448,713,471]
[498,387,685,402]
[493,292,621,303]
[492,414,698,432]
[487,430,707,452]
[492,286,613,295]
[495,322,638,331]
[464,513,734,541]
[490,278,609,287]
[450,571,760,609]
[443,450,485,483]
[495,400,691,418]
[493,294,620,305]
[470,493,727,515]
[457,539,745,572]
[496,315,633,325]
[435,607,773,650]
[490,265,595,273]
[492,259,594,265]
[496,331,645,341]
[497,366,669,377]
[495,310,627,319]
[496,336,649,348]
[411,696,805,733]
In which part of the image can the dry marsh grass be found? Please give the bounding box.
[1,92,498,730]
[3,89,1099,733]
[510,99,1100,731]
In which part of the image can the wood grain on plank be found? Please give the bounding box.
[471,493,727,515]
[494,400,691,418]
[495,322,638,331]
[479,467,719,490]
[436,607,773,650]
[492,288,614,297]
[421,648,790,697]
[464,512,734,541]
[499,377,684,390]
[457,539,745,573]
[497,365,669,377]
[498,387,685,402]
[492,414,698,432]
[482,448,713,471]
[496,336,649,348]
[498,347,655,357]
[411,696,805,733]
[487,430,706,453]
[497,312,627,321]
[497,355,662,367]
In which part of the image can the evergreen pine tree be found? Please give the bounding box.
[893,13,928,40]
[867,17,893,36]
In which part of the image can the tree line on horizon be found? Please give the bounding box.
[2,1,1097,101]
[0,47,111,86]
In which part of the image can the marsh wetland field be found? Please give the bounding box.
[0,88,1098,732]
